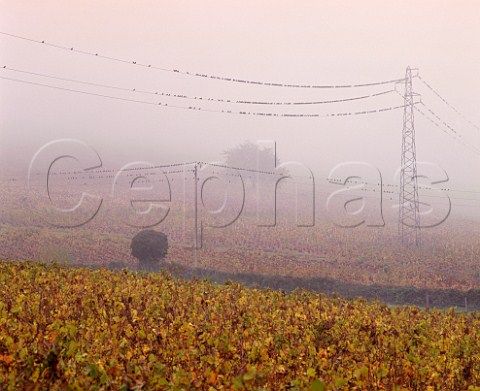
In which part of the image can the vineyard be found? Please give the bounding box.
[2,177,480,293]
[2,2,480,389]
[1,261,480,390]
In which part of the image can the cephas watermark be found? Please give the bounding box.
[27,139,451,248]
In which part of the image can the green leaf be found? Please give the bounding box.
[309,379,326,391]
[354,365,368,379]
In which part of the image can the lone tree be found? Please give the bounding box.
[223,141,288,182]
[223,141,279,171]
[131,230,168,271]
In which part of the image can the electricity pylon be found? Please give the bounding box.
[398,66,421,246]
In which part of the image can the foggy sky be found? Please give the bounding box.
[1,1,480,209]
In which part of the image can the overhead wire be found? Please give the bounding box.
[418,75,480,131]
[1,65,396,106]
[34,161,480,199]
[2,34,477,187]
[414,104,480,156]
[0,75,409,118]
[393,88,480,156]
[0,31,405,89]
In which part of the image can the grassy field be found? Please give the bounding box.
[1,261,479,390]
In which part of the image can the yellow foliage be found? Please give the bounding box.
[0,261,479,390]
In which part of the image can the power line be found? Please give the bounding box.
[329,178,480,195]
[0,31,405,89]
[40,161,290,177]
[393,89,480,156]
[414,104,480,156]
[1,65,395,106]
[197,161,286,176]
[38,159,480,194]
[414,105,472,152]
[31,162,480,198]
[419,102,458,135]
[0,75,408,118]
[41,176,480,205]
[40,169,480,201]
[418,74,480,131]
[420,102,480,155]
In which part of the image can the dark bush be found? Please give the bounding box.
[130,230,168,271]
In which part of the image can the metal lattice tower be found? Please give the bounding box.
[398,66,421,246]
